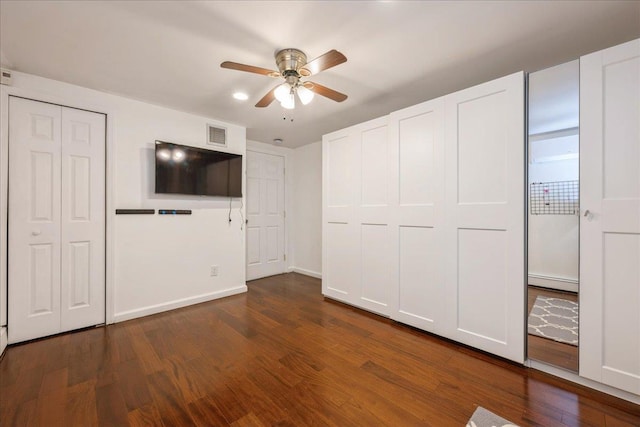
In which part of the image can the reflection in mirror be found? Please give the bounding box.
[527,60,580,372]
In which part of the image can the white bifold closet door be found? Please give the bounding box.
[580,39,640,395]
[8,97,105,344]
[443,72,525,363]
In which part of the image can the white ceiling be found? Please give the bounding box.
[1,1,639,148]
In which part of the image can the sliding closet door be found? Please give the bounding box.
[388,98,445,333]
[323,129,359,304]
[355,118,391,315]
[322,117,392,315]
[443,72,525,363]
[580,39,640,395]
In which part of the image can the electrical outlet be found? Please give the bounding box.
[210,265,218,276]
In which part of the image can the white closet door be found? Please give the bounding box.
[355,117,391,315]
[580,39,640,395]
[323,117,391,314]
[8,97,62,343]
[60,107,105,331]
[323,129,358,303]
[8,97,106,343]
[444,72,525,363]
[246,151,285,281]
[388,97,446,333]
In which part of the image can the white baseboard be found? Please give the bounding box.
[289,266,322,279]
[528,274,578,293]
[527,359,640,404]
[0,327,7,357]
[113,285,247,323]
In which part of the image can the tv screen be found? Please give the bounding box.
[155,141,242,197]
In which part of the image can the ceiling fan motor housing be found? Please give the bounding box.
[275,48,308,76]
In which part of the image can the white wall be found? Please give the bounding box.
[528,145,579,286]
[0,71,247,334]
[292,141,322,278]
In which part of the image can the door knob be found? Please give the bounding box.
[584,210,593,221]
[32,230,41,236]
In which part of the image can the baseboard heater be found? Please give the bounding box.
[115,209,155,215]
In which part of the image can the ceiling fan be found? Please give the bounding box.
[221,48,348,109]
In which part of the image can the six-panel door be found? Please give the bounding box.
[246,150,285,281]
[8,97,105,343]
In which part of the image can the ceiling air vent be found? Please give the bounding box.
[207,124,227,146]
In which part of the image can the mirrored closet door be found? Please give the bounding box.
[527,60,579,372]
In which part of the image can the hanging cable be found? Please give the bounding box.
[238,197,244,231]
[228,196,232,224]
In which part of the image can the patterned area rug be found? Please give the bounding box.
[466,406,519,427]
[528,295,579,346]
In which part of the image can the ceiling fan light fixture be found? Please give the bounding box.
[280,93,295,109]
[297,85,314,105]
[274,83,291,103]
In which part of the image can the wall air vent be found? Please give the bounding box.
[207,124,227,146]
[0,68,12,86]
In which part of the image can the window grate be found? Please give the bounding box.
[530,180,579,215]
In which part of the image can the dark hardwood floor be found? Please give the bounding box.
[527,286,579,372]
[1,273,638,426]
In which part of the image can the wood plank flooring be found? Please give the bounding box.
[527,286,579,372]
[1,273,638,426]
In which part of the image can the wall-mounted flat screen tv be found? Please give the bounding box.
[155,141,242,197]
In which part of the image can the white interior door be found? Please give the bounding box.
[443,72,525,363]
[580,39,640,395]
[8,97,105,343]
[246,150,285,280]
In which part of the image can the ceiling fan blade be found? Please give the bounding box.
[255,86,278,108]
[220,61,280,77]
[303,81,348,102]
[300,50,347,76]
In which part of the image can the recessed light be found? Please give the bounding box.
[233,92,249,101]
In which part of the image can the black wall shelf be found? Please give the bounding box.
[115,209,155,215]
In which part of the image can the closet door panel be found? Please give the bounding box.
[324,222,358,299]
[457,228,508,342]
[357,119,391,314]
[323,130,358,303]
[60,107,106,331]
[8,98,62,343]
[360,224,390,310]
[444,72,525,363]
[389,98,445,332]
[580,38,640,395]
[397,225,440,327]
